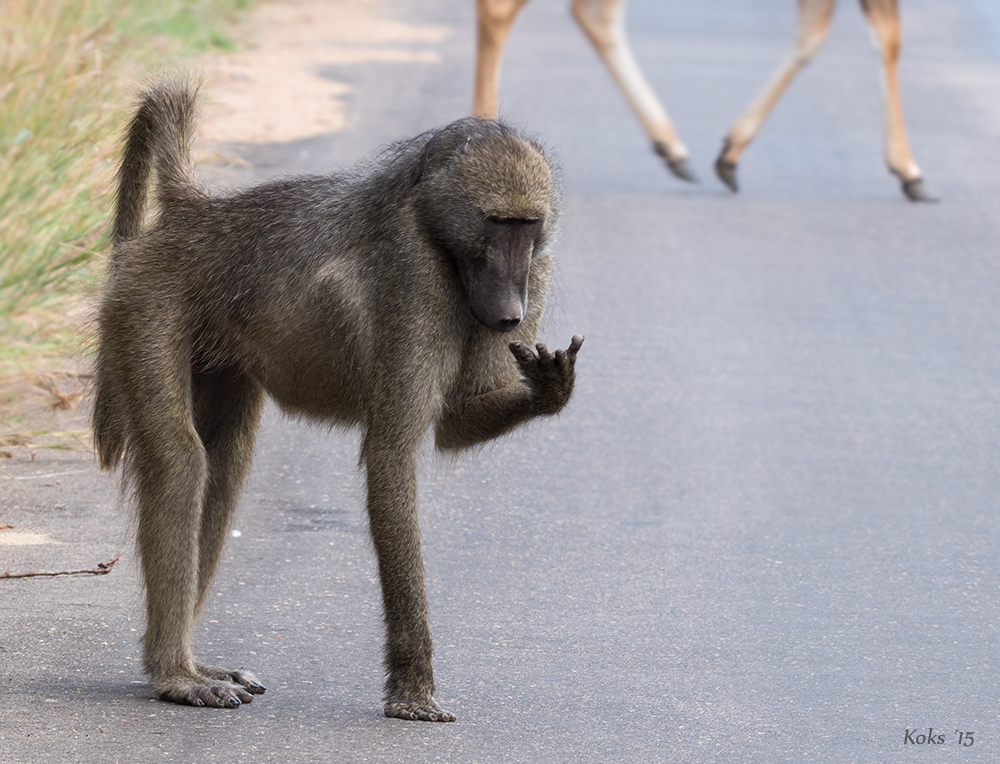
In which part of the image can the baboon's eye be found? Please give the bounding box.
[485,215,541,226]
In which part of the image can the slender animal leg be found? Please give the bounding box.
[474,0,530,117]
[860,0,934,201]
[110,323,238,708]
[108,308,262,709]
[571,0,694,181]
[716,0,836,192]
[189,368,267,695]
[363,419,454,722]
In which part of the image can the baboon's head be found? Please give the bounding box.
[412,118,558,333]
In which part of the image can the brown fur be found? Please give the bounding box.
[94,77,583,722]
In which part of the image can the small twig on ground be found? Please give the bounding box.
[36,374,82,411]
[0,465,30,490]
[1,553,120,579]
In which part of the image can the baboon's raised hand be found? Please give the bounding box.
[510,334,584,414]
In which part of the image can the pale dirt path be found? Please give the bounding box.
[197,0,452,145]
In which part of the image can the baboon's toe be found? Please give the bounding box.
[196,663,266,694]
[154,672,255,708]
[384,698,456,722]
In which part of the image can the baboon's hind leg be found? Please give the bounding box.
[125,340,219,706]
[136,357,264,709]
[190,368,267,699]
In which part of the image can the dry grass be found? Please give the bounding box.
[0,0,251,443]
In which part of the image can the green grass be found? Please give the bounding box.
[128,0,252,52]
[0,0,252,381]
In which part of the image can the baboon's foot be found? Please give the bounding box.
[384,696,456,722]
[152,666,258,708]
[652,142,697,183]
[196,663,266,695]
[900,177,938,203]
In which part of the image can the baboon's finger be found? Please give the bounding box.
[509,341,537,365]
[535,343,551,362]
[567,335,584,362]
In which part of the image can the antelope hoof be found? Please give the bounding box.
[901,177,938,203]
[653,142,697,183]
[667,158,697,183]
[715,155,739,193]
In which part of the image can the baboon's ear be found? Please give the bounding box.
[410,129,473,186]
[411,131,444,186]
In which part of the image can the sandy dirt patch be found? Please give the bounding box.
[198,0,453,144]
[0,531,59,547]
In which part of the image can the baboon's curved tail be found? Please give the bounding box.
[111,77,204,250]
[97,78,203,472]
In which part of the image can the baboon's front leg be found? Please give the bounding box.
[436,335,583,451]
[364,428,455,722]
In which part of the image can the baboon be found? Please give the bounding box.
[93,78,583,722]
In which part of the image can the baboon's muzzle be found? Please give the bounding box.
[463,217,539,333]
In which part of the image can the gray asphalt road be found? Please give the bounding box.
[4,1,1000,761]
